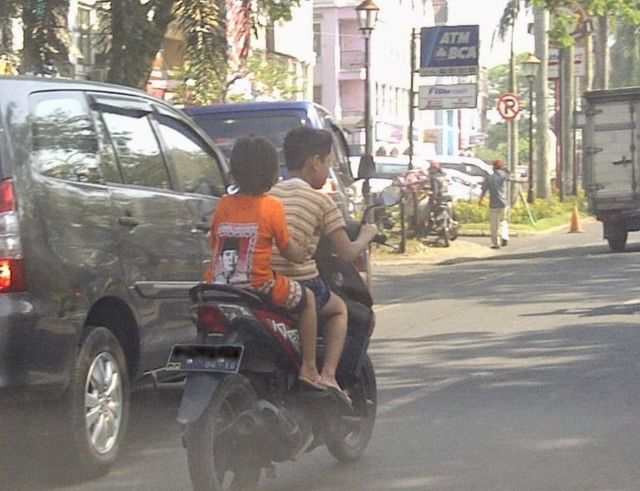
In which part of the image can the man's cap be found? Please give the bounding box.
[493,160,505,169]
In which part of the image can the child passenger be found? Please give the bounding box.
[206,135,324,390]
[270,127,378,404]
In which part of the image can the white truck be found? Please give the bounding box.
[582,88,640,251]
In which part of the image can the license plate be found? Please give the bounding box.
[166,344,243,373]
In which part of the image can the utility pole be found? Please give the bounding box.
[560,44,575,197]
[408,27,416,171]
[508,1,519,204]
[594,14,609,90]
[534,6,549,199]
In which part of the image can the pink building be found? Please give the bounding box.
[313,0,440,157]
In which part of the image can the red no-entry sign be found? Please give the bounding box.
[497,93,521,120]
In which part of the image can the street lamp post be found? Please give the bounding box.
[355,0,379,158]
[355,0,379,220]
[522,53,541,203]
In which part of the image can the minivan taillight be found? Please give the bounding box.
[0,179,25,293]
[0,259,25,292]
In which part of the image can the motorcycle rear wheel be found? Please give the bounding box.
[185,374,260,491]
[326,354,377,462]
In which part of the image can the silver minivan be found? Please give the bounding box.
[0,77,229,477]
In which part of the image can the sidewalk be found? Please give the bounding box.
[372,238,493,266]
[371,216,596,267]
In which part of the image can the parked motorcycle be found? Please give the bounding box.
[419,191,459,247]
[166,187,401,491]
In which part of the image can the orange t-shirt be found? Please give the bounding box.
[206,194,292,304]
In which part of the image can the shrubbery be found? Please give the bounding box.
[454,191,585,226]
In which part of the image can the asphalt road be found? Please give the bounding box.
[4,220,640,490]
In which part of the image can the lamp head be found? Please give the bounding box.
[356,0,380,34]
[522,52,541,80]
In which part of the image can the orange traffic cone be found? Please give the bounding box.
[569,202,583,233]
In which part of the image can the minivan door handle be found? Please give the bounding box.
[118,216,140,228]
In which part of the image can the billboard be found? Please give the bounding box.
[419,25,479,77]
[418,83,478,110]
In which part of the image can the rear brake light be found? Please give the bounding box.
[0,259,26,293]
[197,305,231,334]
[0,179,16,213]
[0,180,24,293]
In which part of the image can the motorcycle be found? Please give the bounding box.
[166,186,401,491]
[419,191,460,247]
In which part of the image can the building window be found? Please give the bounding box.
[313,85,322,105]
[313,22,322,61]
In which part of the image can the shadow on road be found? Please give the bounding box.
[0,384,185,491]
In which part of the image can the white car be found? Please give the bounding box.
[348,156,480,208]
[423,155,493,187]
[441,168,482,201]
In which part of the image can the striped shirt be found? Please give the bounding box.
[269,179,346,280]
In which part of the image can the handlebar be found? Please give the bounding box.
[372,233,387,245]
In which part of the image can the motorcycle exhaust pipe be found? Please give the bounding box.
[234,410,259,436]
[254,400,304,448]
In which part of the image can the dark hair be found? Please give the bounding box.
[230,135,279,195]
[283,127,333,171]
[220,237,239,253]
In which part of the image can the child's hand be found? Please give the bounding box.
[281,238,311,264]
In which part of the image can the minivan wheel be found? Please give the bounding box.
[67,326,130,478]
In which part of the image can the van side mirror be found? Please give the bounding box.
[357,154,375,179]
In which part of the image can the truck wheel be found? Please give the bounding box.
[607,230,628,252]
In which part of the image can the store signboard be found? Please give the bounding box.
[418,83,478,110]
[548,47,585,79]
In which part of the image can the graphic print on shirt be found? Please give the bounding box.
[212,223,258,286]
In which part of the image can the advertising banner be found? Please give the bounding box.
[418,83,478,110]
[419,25,479,76]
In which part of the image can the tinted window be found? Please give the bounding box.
[464,164,488,177]
[375,163,408,178]
[101,111,170,189]
[31,93,102,184]
[193,113,304,162]
[156,114,226,196]
[441,163,463,173]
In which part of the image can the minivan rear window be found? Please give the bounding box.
[193,114,303,162]
[31,93,102,184]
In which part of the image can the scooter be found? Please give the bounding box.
[166,187,401,491]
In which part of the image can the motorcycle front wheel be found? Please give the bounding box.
[440,214,451,247]
[326,354,377,462]
[185,374,260,491]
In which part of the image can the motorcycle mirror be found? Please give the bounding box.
[378,185,402,206]
[357,154,375,180]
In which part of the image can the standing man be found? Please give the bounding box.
[479,159,510,249]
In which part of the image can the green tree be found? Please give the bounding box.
[106,0,175,88]
[0,0,19,53]
[11,0,302,93]
[173,0,301,104]
[17,0,71,75]
[480,56,539,169]
[610,17,640,88]
[531,0,640,47]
